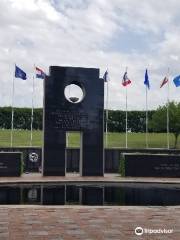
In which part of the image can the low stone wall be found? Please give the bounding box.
[0,152,22,176]
[123,153,180,177]
[0,147,41,173]
[0,147,180,174]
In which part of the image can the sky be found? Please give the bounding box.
[1,0,180,110]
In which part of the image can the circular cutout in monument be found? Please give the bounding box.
[64,83,85,104]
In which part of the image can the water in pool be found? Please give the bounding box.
[0,183,179,206]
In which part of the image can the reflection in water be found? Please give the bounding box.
[0,187,20,204]
[0,183,179,206]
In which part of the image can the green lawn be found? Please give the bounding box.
[0,129,42,147]
[0,130,178,148]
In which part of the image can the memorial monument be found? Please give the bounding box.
[43,66,104,176]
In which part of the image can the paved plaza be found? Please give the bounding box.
[0,175,179,239]
[0,206,179,240]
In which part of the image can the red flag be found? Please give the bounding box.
[35,66,46,79]
[122,72,131,86]
[160,76,168,88]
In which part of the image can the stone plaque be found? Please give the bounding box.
[123,153,180,177]
[46,110,88,130]
[43,66,104,176]
[0,152,22,177]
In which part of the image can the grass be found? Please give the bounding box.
[0,129,42,147]
[0,129,178,148]
[107,132,176,148]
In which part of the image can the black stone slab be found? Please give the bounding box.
[123,153,180,177]
[43,66,104,176]
[0,147,42,173]
[0,152,22,177]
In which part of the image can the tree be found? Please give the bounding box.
[150,101,180,148]
[0,107,43,130]
[106,110,154,133]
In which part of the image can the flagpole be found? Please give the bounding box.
[125,67,128,148]
[10,64,15,147]
[105,77,109,147]
[145,85,148,148]
[167,68,170,149]
[30,70,35,146]
[125,87,128,148]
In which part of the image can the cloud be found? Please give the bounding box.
[0,0,180,110]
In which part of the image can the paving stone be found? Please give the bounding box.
[50,238,64,240]
[25,220,42,224]
[0,226,8,231]
[29,230,49,236]
[22,225,33,230]
[103,229,121,234]
[43,225,55,229]
[0,232,9,237]
[66,229,86,235]
[61,219,75,223]
[87,224,100,228]
[0,222,8,225]
[88,219,106,223]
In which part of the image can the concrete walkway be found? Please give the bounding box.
[0,173,180,184]
[0,206,179,240]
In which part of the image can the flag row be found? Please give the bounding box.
[103,69,180,88]
[15,65,46,80]
[15,65,180,88]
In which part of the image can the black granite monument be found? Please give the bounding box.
[0,152,22,177]
[43,66,104,176]
[123,153,180,177]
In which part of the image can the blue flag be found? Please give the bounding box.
[173,75,180,87]
[144,69,150,89]
[15,65,27,80]
[103,70,109,82]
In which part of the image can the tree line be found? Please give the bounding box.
[1,102,180,147]
[0,102,179,136]
[107,110,155,132]
[0,106,155,132]
[0,107,42,130]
